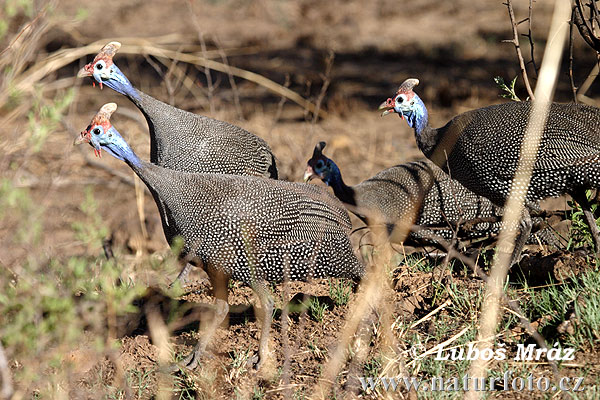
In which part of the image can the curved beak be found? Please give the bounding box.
[77,64,93,78]
[73,132,88,145]
[74,132,102,157]
[378,98,402,118]
[303,166,316,183]
[74,128,93,147]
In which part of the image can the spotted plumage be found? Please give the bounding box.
[77,104,363,369]
[381,78,600,258]
[78,42,279,284]
[303,142,563,245]
[78,41,277,179]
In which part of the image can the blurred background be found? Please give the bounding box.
[1,0,600,398]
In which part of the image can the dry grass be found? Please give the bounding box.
[466,1,572,396]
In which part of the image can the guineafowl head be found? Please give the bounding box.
[379,78,428,135]
[77,42,138,99]
[76,103,135,163]
[304,141,340,185]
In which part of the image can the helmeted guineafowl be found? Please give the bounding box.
[77,41,277,179]
[78,41,279,285]
[380,78,600,261]
[76,103,364,370]
[303,141,507,243]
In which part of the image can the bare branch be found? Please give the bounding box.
[574,0,600,52]
[268,74,290,137]
[504,0,536,100]
[311,50,335,126]
[570,9,579,103]
[215,36,244,121]
[527,0,539,76]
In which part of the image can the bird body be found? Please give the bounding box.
[380,78,600,257]
[77,104,363,368]
[78,42,278,285]
[304,142,506,242]
[423,102,600,208]
[78,42,277,179]
[136,166,363,284]
[381,79,600,208]
[124,89,277,178]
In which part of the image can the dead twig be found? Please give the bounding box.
[575,63,600,105]
[573,0,600,52]
[164,46,188,103]
[198,32,216,116]
[143,54,174,104]
[152,55,208,109]
[569,9,579,103]
[186,1,217,115]
[407,298,452,331]
[215,36,244,121]
[572,1,600,106]
[525,0,539,77]
[311,50,335,127]
[268,74,290,137]
[134,174,149,255]
[503,0,536,100]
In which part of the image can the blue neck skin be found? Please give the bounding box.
[92,127,143,169]
[323,160,356,206]
[403,93,429,137]
[98,64,141,101]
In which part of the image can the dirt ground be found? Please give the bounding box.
[2,0,600,399]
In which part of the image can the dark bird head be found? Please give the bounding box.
[304,141,339,186]
[75,103,132,162]
[77,42,137,98]
[379,78,428,134]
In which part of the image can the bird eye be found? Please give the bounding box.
[96,63,103,70]
[93,128,101,135]
[396,96,403,103]
[316,160,324,168]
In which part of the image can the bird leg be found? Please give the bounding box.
[571,191,600,255]
[509,210,533,266]
[174,298,229,370]
[250,281,274,370]
[172,266,230,371]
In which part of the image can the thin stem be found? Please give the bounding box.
[527,0,539,76]
[311,50,334,127]
[504,0,536,100]
[570,9,579,103]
